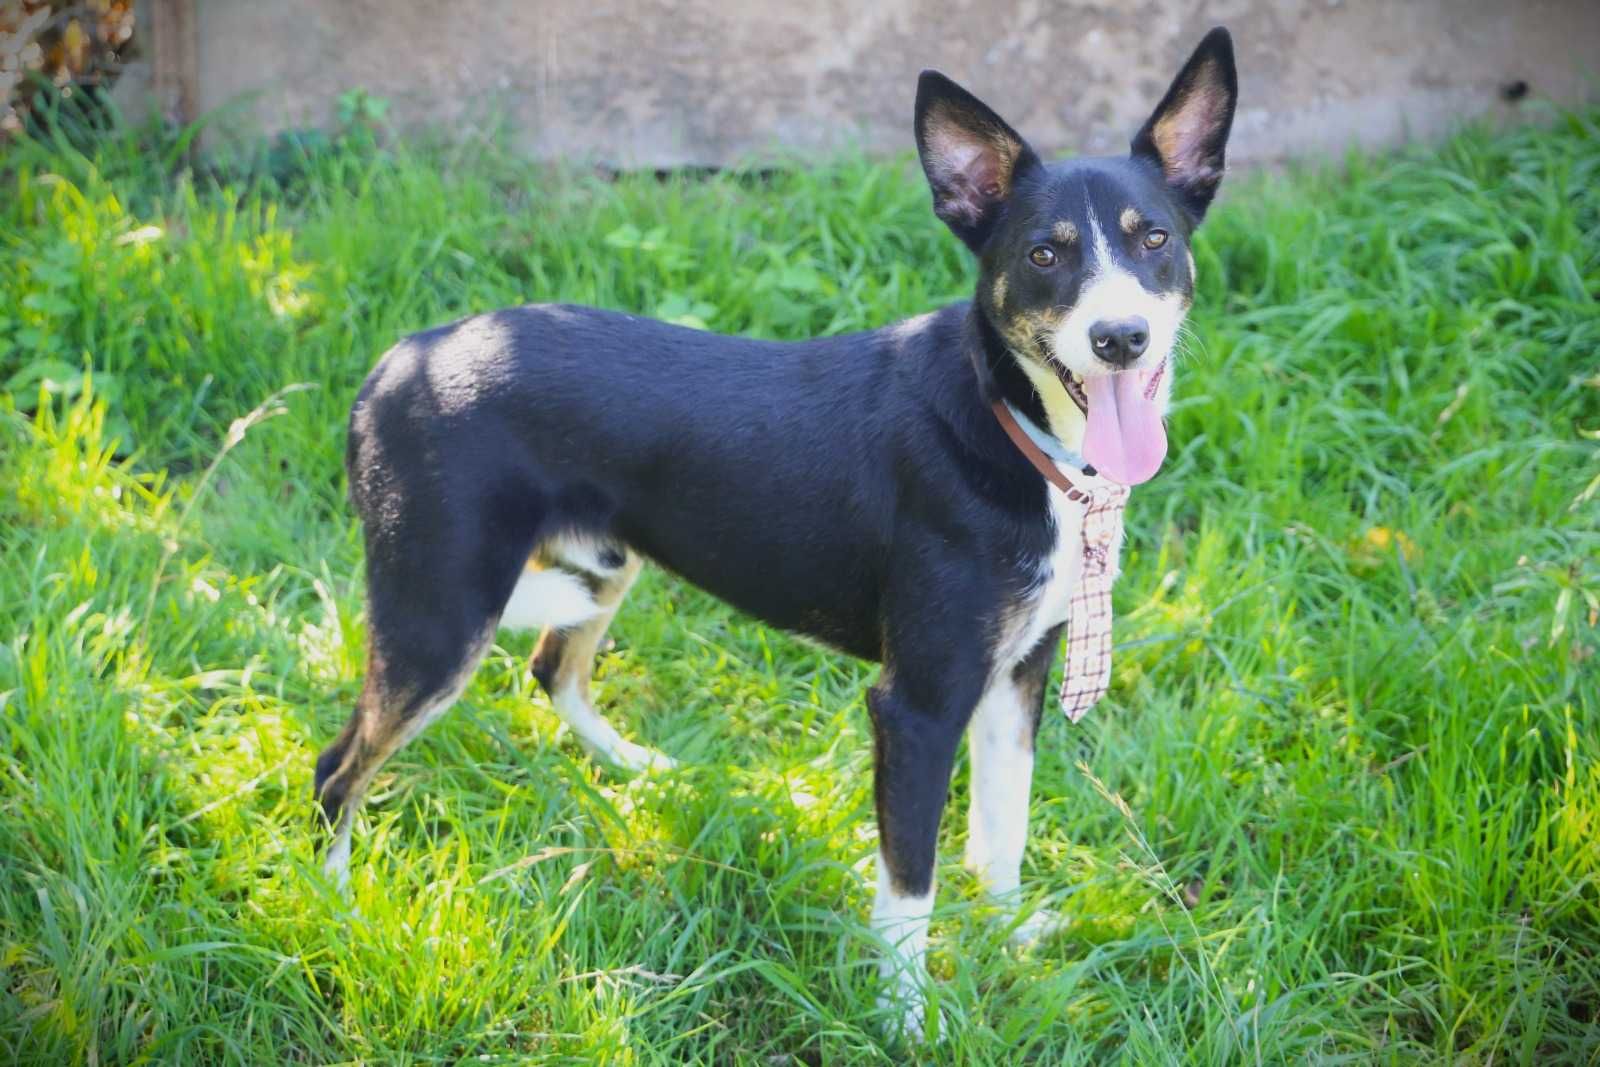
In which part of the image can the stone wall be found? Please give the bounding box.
[150,0,1600,167]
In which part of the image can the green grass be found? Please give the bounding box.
[2,102,1598,1064]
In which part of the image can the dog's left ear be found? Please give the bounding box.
[1131,27,1238,224]
[916,71,1040,251]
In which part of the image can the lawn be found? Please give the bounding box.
[1,102,1597,1064]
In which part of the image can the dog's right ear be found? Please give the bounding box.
[915,71,1039,252]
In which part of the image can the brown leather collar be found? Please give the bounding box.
[990,400,1090,502]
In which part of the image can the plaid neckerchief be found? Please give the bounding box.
[1058,481,1129,721]
[991,398,1134,723]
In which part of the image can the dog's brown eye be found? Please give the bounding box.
[1028,245,1057,268]
[1143,229,1169,250]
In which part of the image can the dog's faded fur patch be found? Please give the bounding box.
[995,308,1064,358]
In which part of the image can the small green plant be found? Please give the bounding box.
[336,87,391,134]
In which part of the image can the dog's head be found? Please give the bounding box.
[915,28,1237,485]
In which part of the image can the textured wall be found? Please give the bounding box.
[192,0,1599,167]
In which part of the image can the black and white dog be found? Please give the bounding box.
[316,29,1236,1035]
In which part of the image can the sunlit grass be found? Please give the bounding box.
[2,100,1598,1063]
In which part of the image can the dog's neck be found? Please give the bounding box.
[1011,355,1088,456]
[967,305,1088,454]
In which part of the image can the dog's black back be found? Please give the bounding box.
[347,301,1052,662]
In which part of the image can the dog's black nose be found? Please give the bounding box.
[1088,318,1150,367]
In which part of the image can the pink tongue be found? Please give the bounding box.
[1082,367,1168,485]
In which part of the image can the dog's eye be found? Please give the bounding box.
[1143,229,1169,250]
[1028,246,1057,268]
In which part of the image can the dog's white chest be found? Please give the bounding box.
[998,489,1093,671]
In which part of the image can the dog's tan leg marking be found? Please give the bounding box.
[321,633,492,887]
[529,552,674,773]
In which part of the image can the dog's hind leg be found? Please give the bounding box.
[314,628,495,887]
[519,542,675,773]
[313,641,488,886]
[314,498,526,887]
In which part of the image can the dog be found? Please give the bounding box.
[314,28,1237,1037]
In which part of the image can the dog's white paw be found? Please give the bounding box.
[1006,906,1065,949]
[322,832,352,891]
[877,981,941,1044]
[602,738,678,774]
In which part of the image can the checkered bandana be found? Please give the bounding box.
[1059,482,1130,722]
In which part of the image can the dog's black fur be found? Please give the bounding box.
[316,27,1237,1023]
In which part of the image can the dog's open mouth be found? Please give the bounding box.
[1054,363,1091,414]
[1053,360,1168,486]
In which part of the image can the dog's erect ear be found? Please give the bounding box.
[1131,27,1237,223]
[916,71,1040,251]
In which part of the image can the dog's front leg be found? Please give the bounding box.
[866,672,976,1041]
[965,625,1063,946]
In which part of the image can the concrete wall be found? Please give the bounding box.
[180,0,1597,168]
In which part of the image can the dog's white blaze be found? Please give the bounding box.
[965,676,1032,899]
[1049,205,1187,389]
[871,850,933,1033]
[500,567,602,631]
